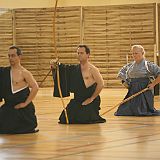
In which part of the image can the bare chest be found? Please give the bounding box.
[81,70,95,87]
[11,70,25,85]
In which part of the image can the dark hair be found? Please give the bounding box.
[9,46,22,56]
[77,44,90,54]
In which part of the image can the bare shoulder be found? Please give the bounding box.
[20,66,38,87]
[89,63,103,83]
[21,67,35,82]
[21,67,32,76]
[89,63,100,74]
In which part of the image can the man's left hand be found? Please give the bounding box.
[14,103,27,109]
[82,98,93,106]
[147,83,155,90]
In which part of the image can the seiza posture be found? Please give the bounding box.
[115,45,160,116]
[0,46,39,134]
[51,45,106,124]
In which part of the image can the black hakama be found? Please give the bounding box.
[53,64,106,124]
[0,67,38,134]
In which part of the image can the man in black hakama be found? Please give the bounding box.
[0,46,39,134]
[52,45,106,124]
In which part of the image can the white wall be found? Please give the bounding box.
[1,0,160,8]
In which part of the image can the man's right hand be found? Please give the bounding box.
[50,58,59,69]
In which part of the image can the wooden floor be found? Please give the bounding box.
[1,88,160,160]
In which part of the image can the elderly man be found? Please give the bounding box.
[115,45,160,116]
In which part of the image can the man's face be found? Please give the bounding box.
[132,47,144,62]
[77,47,89,62]
[8,49,20,65]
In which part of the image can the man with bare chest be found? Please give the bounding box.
[0,46,39,134]
[52,45,106,124]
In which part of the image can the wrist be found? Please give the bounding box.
[90,97,94,102]
[24,101,29,106]
[151,81,156,86]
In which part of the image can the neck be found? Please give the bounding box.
[135,58,144,64]
[11,63,21,69]
[80,60,89,66]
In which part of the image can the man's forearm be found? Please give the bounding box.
[152,75,160,86]
[24,85,39,106]
[90,84,104,101]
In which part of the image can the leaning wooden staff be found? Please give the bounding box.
[53,0,69,124]
[101,87,149,116]
[39,69,52,87]
[39,0,69,124]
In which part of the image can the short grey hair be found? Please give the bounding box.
[131,45,145,55]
